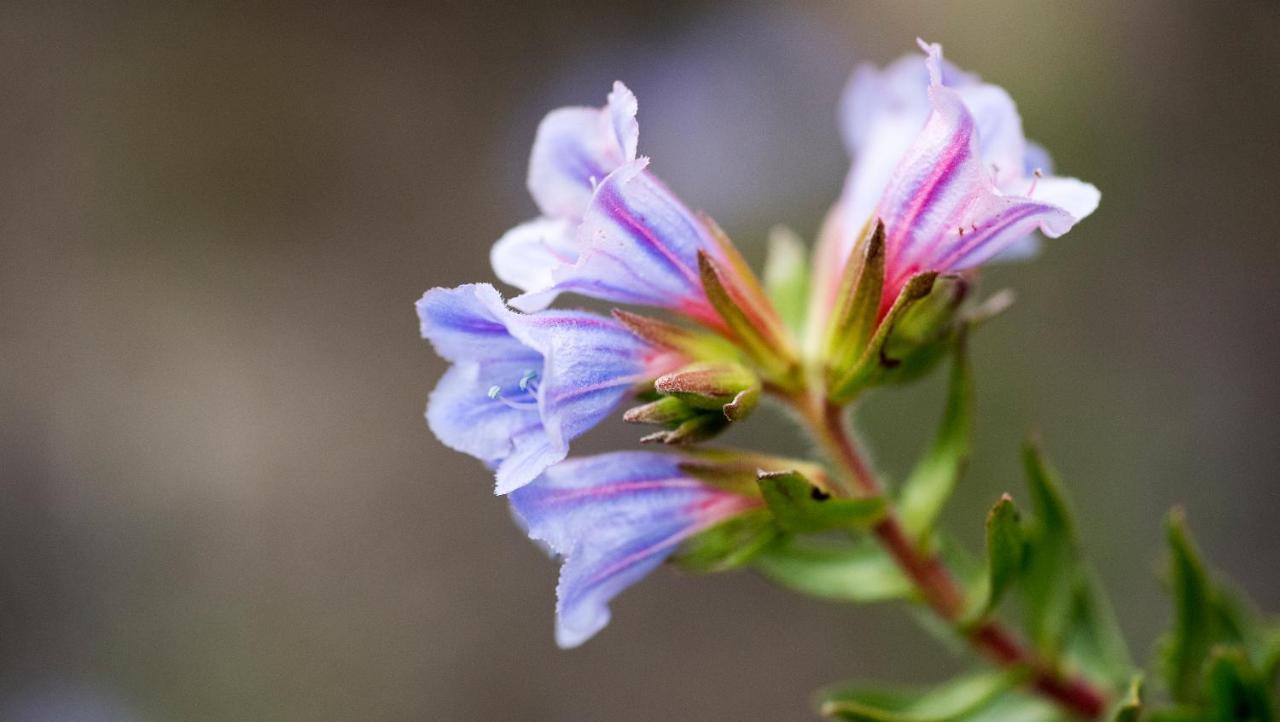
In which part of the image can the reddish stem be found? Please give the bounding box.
[806,398,1107,719]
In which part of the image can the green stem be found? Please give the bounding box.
[789,391,1108,719]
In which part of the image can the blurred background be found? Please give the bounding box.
[2,1,1278,719]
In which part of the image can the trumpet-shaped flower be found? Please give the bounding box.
[812,40,1099,317]
[418,283,676,494]
[509,451,761,648]
[490,83,728,326]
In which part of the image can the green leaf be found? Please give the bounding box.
[1111,674,1143,722]
[1205,646,1275,722]
[819,669,1025,721]
[673,509,777,573]
[1063,568,1134,688]
[824,220,886,385]
[975,494,1023,619]
[1160,510,1216,704]
[1020,439,1079,657]
[763,225,810,337]
[755,537,912,603]
[899,337,972,542]
[757,470,887,533]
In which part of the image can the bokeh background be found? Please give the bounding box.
[2,1,1278,720]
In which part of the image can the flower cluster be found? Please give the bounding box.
[417,40,1098,649]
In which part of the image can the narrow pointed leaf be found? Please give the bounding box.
[755,537,911,603]
[819,669,1025,721]
[1020,439,1079,657]
[975,494,1022,619]
[757,470,887,533]
[1205,647,1275,722]
[899,336,972,541]
[764,224,810,336]
[1160,510,1216,704]
[1111,675,1143,722]
[1063,568,1134,687]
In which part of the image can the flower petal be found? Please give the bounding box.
[419,284,659,494]
[416,283,528,363]
[490,217,579,294]
[513,158,718,322]
[527,82,639,220]
[874,45,1098,296]
[426,361,544,470]
[518,312,653,452]
[509,452,758,647]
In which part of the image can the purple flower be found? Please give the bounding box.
[812,40,1099,316]
[491,83,728,327]
[417,283,677,494]
[510,451,761,647]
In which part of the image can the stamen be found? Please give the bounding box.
[519,370,538,391]
[1027,168,1042,197]
[488,371,540,411]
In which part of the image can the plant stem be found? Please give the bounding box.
[795,393,1108,719]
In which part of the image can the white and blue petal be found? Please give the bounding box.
[418,283,661,494]
[513,159,720,323]
[509,452,759,648]
[490,217,579,295]
[872,42,1099,298]
[526,81,639,220]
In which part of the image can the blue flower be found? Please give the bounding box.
[490,82,730,327]
[810,39,1099,322]
[417,283,669,494]
[510,451,761,647]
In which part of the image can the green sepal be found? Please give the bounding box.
[677,447,830,495]
[818,669,1027,721]
[827,270,938,403]
[972,494,1023,621]
[824,220,886,384]
[623,396,701,426]
[879,275,968,385]
[612,308,740,360]
[898,334,973,542]
[672,509,777,573]
[1205,646,1275,722]
[757,469,887,533]
[1111,675,1143,722]
[639,412,729,445]
[1020,438,1079,658]
[1159,510,1216,704]
[754,537,913,603]
[764,224,810,338]
[698,249,800,385]
[654,361,760,422]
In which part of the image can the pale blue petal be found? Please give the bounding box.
[419,283,653,494]
[426,362,544,469]
[514,159,715,316]
[515,310,650,450]
[509,452,756,648]
[490,217,579,294]
[416,284,526,363]
[527,82,639,220]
